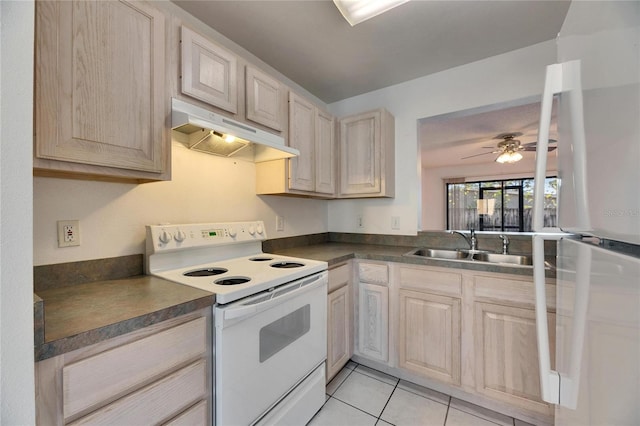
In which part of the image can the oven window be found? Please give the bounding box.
[259,304,310,363]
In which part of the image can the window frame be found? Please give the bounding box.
[445,176,557,232]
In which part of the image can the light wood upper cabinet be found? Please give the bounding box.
[246,66,283,131]
[399,289,461,386]
[338,109,394,198]
[181,26,238,114]
[315,109,336,195]
[255,92,336,197]
[34,0,169,182]
[288,93,316,192]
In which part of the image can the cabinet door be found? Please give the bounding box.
[35,0,166,175]
[315,109,335,195]
[339,110,381,195]
[399,290,461,386]
[327,285,351,381]
[475,302,555,415]
[288,93,315,191]
[181,26,237,113]
[357,283,389,362]
[246,66,283,131]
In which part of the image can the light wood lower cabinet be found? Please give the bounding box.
[327,263,353,382]
[357,282,389,363]
[349,262,556,424]
[474,302,556,416]
[327,285,352,381]
[354,261,390,364]
[35,310,211,425]
[398,289,461,386]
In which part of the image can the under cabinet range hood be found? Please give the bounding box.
[171,98,299,162]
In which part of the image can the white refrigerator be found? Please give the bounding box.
[532,1,640,425]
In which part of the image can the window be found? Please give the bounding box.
[446,177,557,232]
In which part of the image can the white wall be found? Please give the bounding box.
[34,143,328,265]
[0,1,36,423]
[421,158,558,230]
[328,40,557,234]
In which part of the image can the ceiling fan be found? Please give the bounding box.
[461,132,557,164]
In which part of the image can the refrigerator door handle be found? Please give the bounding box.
[533,63,563,233]
[533,234,561,404]
[534,61,590,234]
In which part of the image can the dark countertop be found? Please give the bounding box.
[270,242,554,277]
[34,240,552,361]
[35,275,214,361]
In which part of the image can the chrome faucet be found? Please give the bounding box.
[499,234,510,254]
[448,229,477,251]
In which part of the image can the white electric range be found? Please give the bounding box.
[145,221,328,426]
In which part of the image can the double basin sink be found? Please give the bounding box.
[404,248,533,266]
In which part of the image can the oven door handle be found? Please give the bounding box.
[222,272,326,322]
[223,304,259,321]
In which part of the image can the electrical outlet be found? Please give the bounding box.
[276,215,285,232]
[357,215,364,228]
[57,220,80,247]
[391,216,400,230]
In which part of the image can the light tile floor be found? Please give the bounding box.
[308,361,536,426]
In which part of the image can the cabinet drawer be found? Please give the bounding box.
[474,274,556,309]
[358,262,388,285]
[398,265,462,297]
[70,360,207,425]
[63,317,207,419]
[164,400,208,426]
[328,263,350,293]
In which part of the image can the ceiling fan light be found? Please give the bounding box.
[495,151,523,164]
[333,0,410,26]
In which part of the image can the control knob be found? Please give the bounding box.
[256,223,264,234]
[174,230,187,243]
[158,230,172,244]
[248,225,255,235]
[228,227,237,238]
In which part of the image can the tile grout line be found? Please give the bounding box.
[354,366,401,387]
[375,377,400,425]
[396,383,451,407]
[334,362,516,426]
[330,395,385,422]
[443,396,452,426]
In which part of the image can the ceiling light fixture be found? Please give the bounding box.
[333,0,410,26]
[495,150,523,164]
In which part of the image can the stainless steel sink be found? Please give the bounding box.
[404,247,533,266]
[405,248,470,260]
[471,252,533,266]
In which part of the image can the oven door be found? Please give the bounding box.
[214,271,328,426]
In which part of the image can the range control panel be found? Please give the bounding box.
[146,221,266,253]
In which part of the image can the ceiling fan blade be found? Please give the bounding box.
[461,151,497,160]
[523,138,557,147]
[523,145,557,152]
